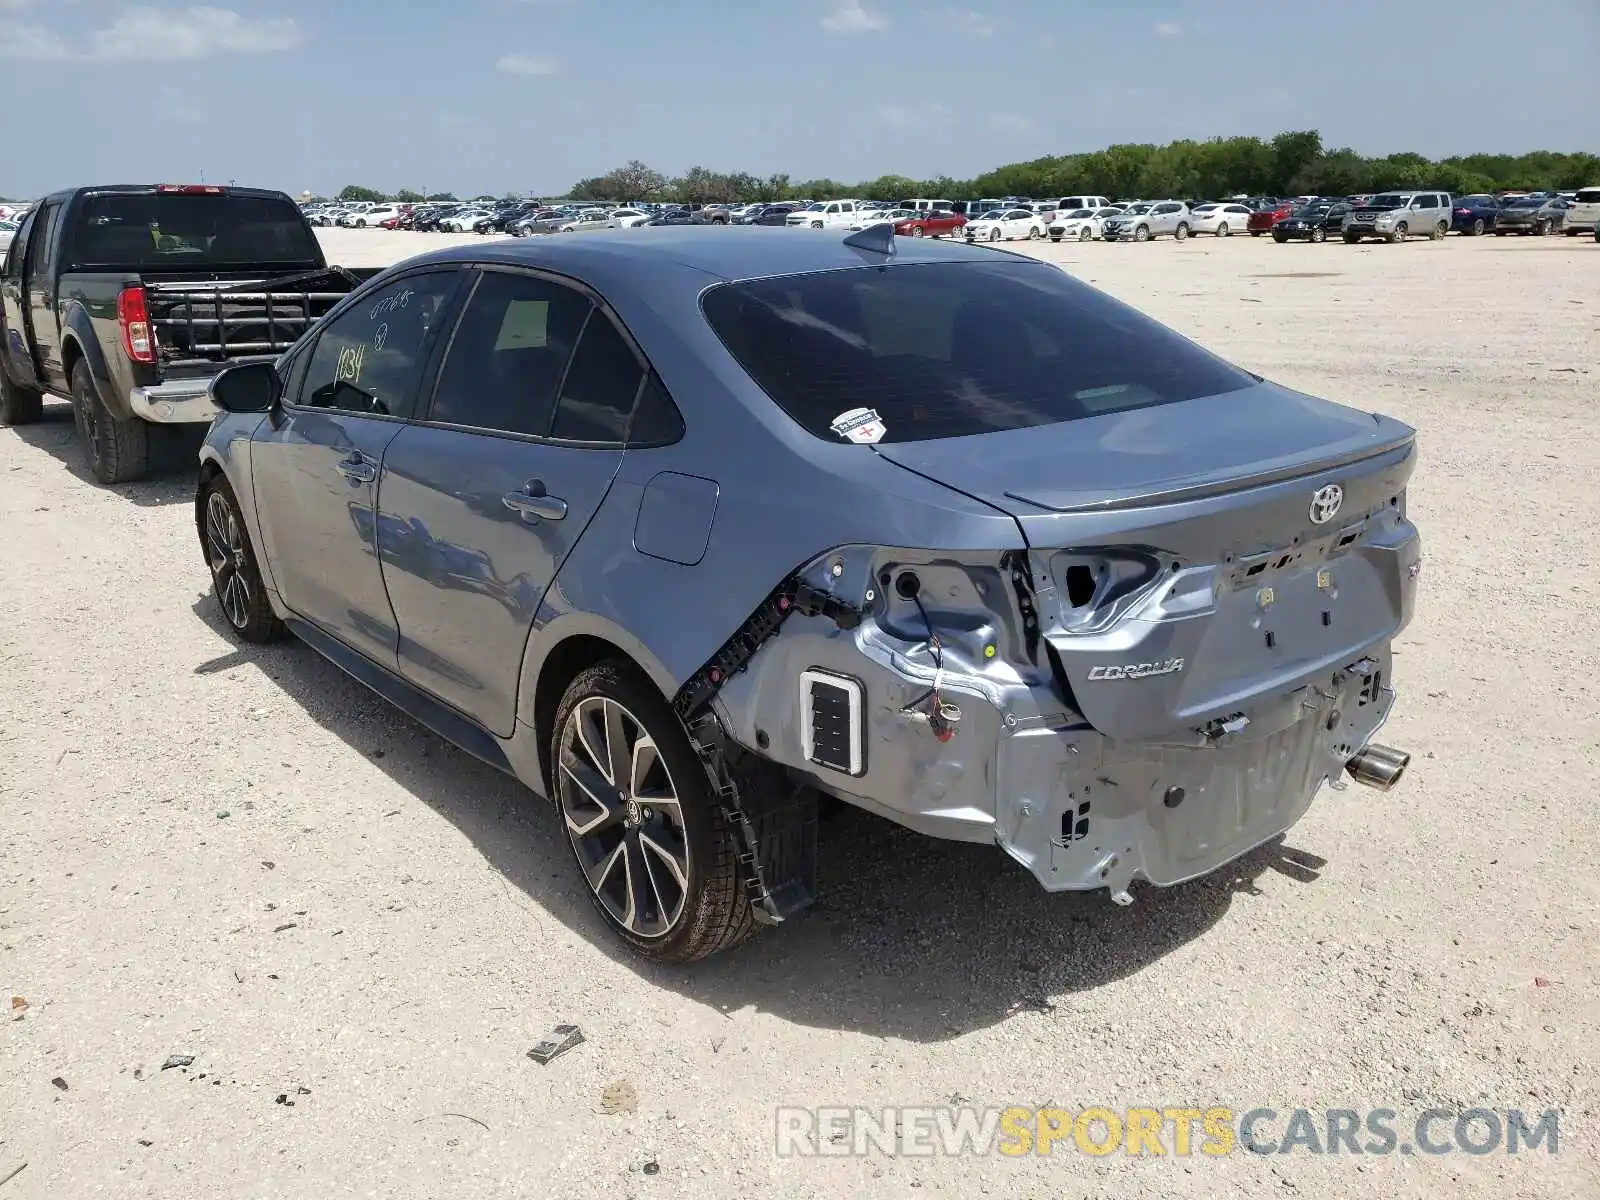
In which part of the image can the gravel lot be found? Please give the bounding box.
[2,227,1596,1199]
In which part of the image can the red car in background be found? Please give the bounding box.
[1246,199,1296,235]
[893,209,967,238]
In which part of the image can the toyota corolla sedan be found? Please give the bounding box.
[196,227,1421,963]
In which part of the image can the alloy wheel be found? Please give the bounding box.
[558,696,691,939]
[205,491,252,630]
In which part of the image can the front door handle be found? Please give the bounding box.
[503,482,567,522]
[336,452,377,485]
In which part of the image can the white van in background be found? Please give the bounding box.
[1564,187,1600,234]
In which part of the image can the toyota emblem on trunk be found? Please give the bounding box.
[1309,484,1344,525]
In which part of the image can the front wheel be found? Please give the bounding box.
[911,225,925,237]
[0,368,44,426]
[811,221,823,229]
[1343,232,1361,243]
[1134,224,1150,242]
[1310,226,1326,243]
[72,361,146,484]
[1273,230,1288,243]
[552,660,757,963]
[989,228,1001,242]
[355,219,366,228]
[200,475,285,643]
[1079,226,1092,242]
[1533,220,1548,236]
[1388,222,1408,243]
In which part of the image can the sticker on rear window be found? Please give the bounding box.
[829,407,886,444]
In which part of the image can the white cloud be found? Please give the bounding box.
[875,101,947,128]
[0,7,302,61]
[935,7,992,35]
[1154,21,1182,36]
[496,52,561,75]
[988,112,1033,134]
[822,1,888,33]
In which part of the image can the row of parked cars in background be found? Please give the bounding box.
[300,187,1600,246]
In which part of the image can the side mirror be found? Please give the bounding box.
[209,360,279,414]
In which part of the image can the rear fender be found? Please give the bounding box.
[60,306,132,421]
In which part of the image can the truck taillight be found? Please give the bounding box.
[118,287,155,364]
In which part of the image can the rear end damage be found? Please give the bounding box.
[682,436,1421,907]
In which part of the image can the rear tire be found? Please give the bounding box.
[1471,218,1485,236]
[0,368,44,426]
[72,361,147,484]
[552,659,758,964]
[199,474,285,644]
[1429,221,1446,241]
[1251,230,1263,237]
[1217,222,1230,236]
[1174,222,1189,241]
[1027,226,1041,240]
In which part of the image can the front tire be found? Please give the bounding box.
[1273,230,1289,243]
[72,361,147,484]
[1533,219,1548,236]
[199,475,285,643]
[989,228,1001,242]
[1310,226,1326,243]
[1388,222,1408,244]
[1079,226,1092,241]
[1134,224,1150,242]
[355,219,366,228]
[811,221,823,229]
[552,660,757,963]
[911,225,925,237]
[0,368,44,426]
[1343,232,1361,243]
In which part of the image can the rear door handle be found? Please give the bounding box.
[503,482,567,521]
[336,452,377,484]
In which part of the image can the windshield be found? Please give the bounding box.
[1064,209,1092,219]
[804,202,827,211]
[69,191,320,269]
[1459,195,1495,206]
[701,260,1254,445]
[1292,205,1328,217]
[976,210,1005,220]
[1367,194,1409,208]
[1121,204,1152,215]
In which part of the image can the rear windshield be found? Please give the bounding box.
[700,260,1255,444]
[68,191,320,269]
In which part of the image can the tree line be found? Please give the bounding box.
[331,130,1600,207]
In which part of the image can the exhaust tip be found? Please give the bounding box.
[1346,743,1411,792]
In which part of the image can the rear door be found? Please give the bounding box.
[250,267,464,666]
[1,206,42,389]
[376,267,643,736]
[23,200,65,387]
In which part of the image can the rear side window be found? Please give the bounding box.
[550,311,643,444]
[428,270,590,436]
[701,261,1255,445]
[1576,189,1600,204]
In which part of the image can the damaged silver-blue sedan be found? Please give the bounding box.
[196,225,1422,962]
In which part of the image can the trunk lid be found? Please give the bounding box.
[876,382,1421,741]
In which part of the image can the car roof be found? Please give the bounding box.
[398,225,1029,286]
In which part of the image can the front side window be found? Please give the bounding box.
[701,260,1255,445]
[427,270,591,437]
[297,271,460,418]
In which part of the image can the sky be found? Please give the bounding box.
[1,0,1596,199]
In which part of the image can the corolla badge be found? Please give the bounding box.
[1309,483,1344,525]
[1087,658,1184,681]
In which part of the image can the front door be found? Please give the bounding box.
[0,207,41,389]
[22,202,64,387]
[250,268,463,666]
[377,268,647,736]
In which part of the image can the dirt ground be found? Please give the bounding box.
[2,226,1597,1199]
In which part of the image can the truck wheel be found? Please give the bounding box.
[811,221,823,229]
[551,659,757,964]
[0,369,44,426]
[72,361,147,484]
[199,474,285,643]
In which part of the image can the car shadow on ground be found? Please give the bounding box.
[191,599,1329,1041]
[7,397,203,507]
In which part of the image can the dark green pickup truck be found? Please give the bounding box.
[0,184,380,483]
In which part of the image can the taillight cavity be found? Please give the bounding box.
[119,286,155,363]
